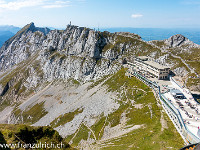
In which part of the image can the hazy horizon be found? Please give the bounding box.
[0,0,199,28]
[2,23,200,31]
[1,24,200,46]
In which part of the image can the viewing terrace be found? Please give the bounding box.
[163,78,200,140]
[125,61,200,143]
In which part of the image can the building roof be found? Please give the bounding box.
[170,89,184,96]
[136,56,170,70]
[137,56,148,61]
[145,60,170,70]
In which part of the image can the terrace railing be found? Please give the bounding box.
[128,68,200,144]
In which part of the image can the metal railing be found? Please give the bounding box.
[128,69,200,144]
[160,94,200,143]
[170,76,183,89]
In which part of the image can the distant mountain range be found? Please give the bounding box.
[1,26,200,48]
[100,28,200,45]
[0,25,20,47]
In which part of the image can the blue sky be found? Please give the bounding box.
[0,0,200,28]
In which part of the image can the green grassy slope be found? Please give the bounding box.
[66,68,184,149]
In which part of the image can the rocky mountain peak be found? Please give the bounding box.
[19,22,50,35]
[165,34,187,47]
[20,22,36,33]
[2,22,50,49]
[28,22,36,30]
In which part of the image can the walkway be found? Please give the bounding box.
[170,53,198,77]
[125,64,200,144]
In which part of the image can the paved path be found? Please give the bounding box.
[170,53,198,77]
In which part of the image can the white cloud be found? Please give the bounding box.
[0,0,71,10]
[131,14,143,18]
[42,0,70,8]
[0,0,46,10]
[42,5,62,8]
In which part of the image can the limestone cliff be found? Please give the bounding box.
[0,23,189,149]
[0,23,157,104]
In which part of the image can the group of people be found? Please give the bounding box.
[185,101,200,115]
[184,120,190,124]
[176,100,184,108]
[178,100,200,121]
[186,101,196,109]
[184,110,193,119]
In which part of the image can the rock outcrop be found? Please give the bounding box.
[164,34,200,48]
[0,23,142,103]
[165,34,186,47]
[0,23,145,86]
[0,24,110,79]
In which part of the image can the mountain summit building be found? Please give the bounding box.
[134,56,170,80]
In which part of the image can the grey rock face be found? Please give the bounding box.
[0,23,125,91]
[0,22,48,71]
[165,34,186,47]
[173,67,189,77]
[164,34,200,48]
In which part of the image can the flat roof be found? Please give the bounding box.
[137,56,148,61]
[170,89,184,95]
[136,56,170,70]
[146,60,170,70]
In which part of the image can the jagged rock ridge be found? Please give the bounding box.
[0,22,191,149]
[0,23,143,104]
